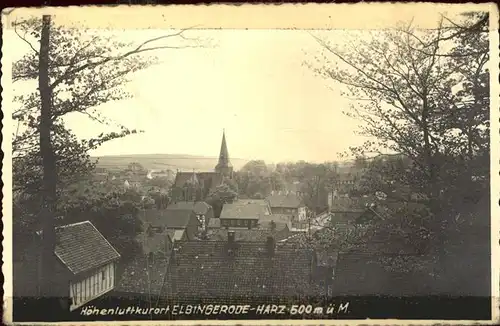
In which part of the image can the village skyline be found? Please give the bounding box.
[7,27,387,163]
[4,3,497,324]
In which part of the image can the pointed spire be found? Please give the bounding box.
[216,129,231,168]
[215,129,233,177]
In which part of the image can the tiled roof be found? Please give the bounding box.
[174,172,223,193]
[166,240,318,298]
[234,199,271,212]
[207,218,221,228]
[174,172,199,187]
[46,221,120,275]
[142,209,198,229]
[266,194,303,208]
[257,214,291,231]
[166,201,212,215]
[206,228,290,242]
[316,250,339,267]
[136,230,172,254]
[194,202,212,215]
[237,199,269,206]
[332,250,434,296]
[116,253,169,295]
[220,201,271,220]
[329,197,369,212]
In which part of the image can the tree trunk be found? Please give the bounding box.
[38,14,57,299]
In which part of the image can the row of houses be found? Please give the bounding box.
[18,185,378,312]
[17,132,447,314]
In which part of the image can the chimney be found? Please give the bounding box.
[265,236,275,257]
[228,230,235,244]
[169,246,179,294]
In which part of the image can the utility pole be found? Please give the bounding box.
[39,14,57,302]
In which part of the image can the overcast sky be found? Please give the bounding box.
[8,27,378,163]
[5,4,495,165]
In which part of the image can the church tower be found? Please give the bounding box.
[215,129,233,178]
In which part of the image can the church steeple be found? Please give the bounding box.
[215,129,233,178]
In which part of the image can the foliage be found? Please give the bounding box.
[206,182,239,218]
[12,17,202,194]
[296,162,339,213]
[235,160,277,199]
[235,160,341,212]
[146,187,171,209]
[308,12,490,284]
[60,183,145,262]
[127,162,147,173]
[12,16,203,263]
[145,176,173,189]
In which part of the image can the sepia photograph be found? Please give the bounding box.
[2,3,499,324]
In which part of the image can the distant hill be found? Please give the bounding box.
[92,153,250,172]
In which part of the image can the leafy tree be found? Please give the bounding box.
[12,15,204,194]
[235,160,273,198]
[309,13,489,291]
[311,13,488,236]
[127,162,146,173]
[145,176,173,190]
[147,187,171,209]
[240,160,269,176]
[11,15,205,296]
[60,182,145,262]
[297,163,338,213]
[206,182,238,218]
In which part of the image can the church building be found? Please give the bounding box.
[172,130,234,201]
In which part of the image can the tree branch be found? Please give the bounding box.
[14,19,39,54]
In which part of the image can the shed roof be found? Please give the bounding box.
[39,221,120,275]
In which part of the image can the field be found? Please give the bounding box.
[92,153,250,172]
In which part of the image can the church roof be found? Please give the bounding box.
[216,130,232,169]
[173,172,223,191]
